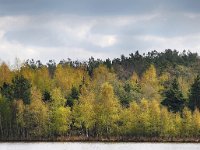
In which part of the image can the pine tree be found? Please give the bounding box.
[189,75,200,111]
[161,78,185,113]
[66,87,79,107]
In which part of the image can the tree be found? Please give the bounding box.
[182,107,193,137]
[93,65,116,87]
[141,64,161,100]
[23,88,49,138]
[14,99,25,138]
[0,75,32,104]
[49,88,71,135]
[95,82,121,136]
[47,60,56,78]
[50,106,71,135]
[128,72,142,102]
[12,75,32,104]
[72,86,95,137]
[54,64,85,95]
[0,95,12,139]
[34,66,52,92]
[87,57,102,76]
[0,82,14,101]
[192,109,200,136]
[50,88,66,108]
[149,100,161,136]
[173,113,182,137]
[116,72,142,107]
[160,107,175,137]
[137,99,151,136]
[42,90,51,102]
[189,75,200,111]
[161,78,185,113]
[120,101,139,135]
[66,87,79,107]
[0,63,12,87]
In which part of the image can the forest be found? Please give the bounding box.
[1,49,200,141]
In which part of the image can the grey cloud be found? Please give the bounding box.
[0,0,200,63]
[5,28,65,47]
[0,0,200,16]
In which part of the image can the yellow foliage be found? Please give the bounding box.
[95,82,121,135]
[141,64,157,84]
[149,100,161,135]
[141,64,161,100]
[23,88,49,136]
[182,107,193,137]
[130,72,139,86]
[160,107,175,136]
[73,86,95,132]
[54,64,86,95]
[51,87,66,108]
[34,67,52,91]
[0,63,13,86]
[93,65,117,87]
[15,100,25,128]
[51,106,71,135]
[193,109,200,136]
[138,99,151,134]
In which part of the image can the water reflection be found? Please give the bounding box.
[0,142,200,150]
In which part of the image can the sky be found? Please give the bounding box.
[0,0,200,64]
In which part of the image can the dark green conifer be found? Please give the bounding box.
[161,78,185,113]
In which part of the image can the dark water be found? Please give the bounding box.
[0,142,199,150]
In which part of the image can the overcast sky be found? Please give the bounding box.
[0,0,200,64]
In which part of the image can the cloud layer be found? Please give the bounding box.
[0,0,200,64]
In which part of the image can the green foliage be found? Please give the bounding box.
[0,75,31,104]
[12,75,32,104]
[189,75,200,111]
[66,86,79,107]
[42,90,51,102]
[161,78,185,113]
[1,50,200,140]
[0,95,12,138]
[0,82,14,101]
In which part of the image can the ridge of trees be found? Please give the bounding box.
[0,49,200,140]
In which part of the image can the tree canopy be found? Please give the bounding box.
[0,49,200,140]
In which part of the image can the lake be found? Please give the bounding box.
[0,142,200,150]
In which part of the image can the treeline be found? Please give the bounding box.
[1,49,200,140]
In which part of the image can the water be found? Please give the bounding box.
[0,142,200,150]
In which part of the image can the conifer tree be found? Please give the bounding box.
[189,75,200,111]
[161,78,185,113]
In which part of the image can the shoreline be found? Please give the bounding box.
[1,137,200,143]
